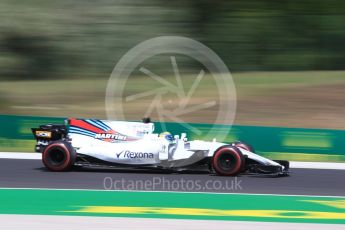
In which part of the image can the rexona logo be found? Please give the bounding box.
[95,133,127,141]
[116,150,154,159]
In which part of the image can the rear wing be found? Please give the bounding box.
[31,123,67,152]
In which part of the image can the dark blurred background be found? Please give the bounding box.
[1,0,345,128]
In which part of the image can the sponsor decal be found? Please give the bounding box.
[116,150,124,159]
[116,150,154,159]
[35,131,52,138]
[95,133,127,141]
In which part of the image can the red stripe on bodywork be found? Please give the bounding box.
[69,119,104,133]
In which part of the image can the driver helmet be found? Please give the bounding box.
[159,132,174,142]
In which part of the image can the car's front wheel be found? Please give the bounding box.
[42,141,76,171]
[212,146,244,176]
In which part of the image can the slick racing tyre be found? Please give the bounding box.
[233,141,255,153]
[42,141,76,171]
[212,146,245,176]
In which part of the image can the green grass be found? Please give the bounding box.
[1,70,345,129]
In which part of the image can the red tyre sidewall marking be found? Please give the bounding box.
[213,148,242,175]
[43,143,71,171]
[235,143,251,152]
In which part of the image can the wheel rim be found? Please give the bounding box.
[217,152,238,172]
[46,147,67,166]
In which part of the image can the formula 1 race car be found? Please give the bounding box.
[32,118,289,176]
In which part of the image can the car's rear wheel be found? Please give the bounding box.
[42,141,76,171]
[212,146,244,176]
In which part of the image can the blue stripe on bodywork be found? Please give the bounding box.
[84,119,110,131]
[69,126,96,137]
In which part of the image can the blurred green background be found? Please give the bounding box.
[1,0,345,129]
[2,114,345,162]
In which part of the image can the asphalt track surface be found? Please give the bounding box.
[1,159,345,196]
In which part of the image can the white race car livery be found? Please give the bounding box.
[32,118,289,176]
